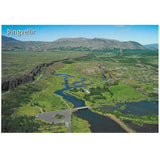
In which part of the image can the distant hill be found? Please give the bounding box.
[2,35,20,42]
[2,35,146,52]
[143,43,158,50]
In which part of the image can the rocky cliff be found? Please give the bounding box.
[2,56,88,91]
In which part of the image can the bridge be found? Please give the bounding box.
[71,106,91,111]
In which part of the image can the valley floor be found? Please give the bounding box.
[2,50,158,133]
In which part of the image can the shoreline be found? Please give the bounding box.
[90,109,135,133]
[105,113,135,133]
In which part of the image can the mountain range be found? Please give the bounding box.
[143,43,158,50]
[2,35,156,52]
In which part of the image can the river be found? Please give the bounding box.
[54,73,126,133]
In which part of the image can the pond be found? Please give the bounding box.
[101,101,158,116]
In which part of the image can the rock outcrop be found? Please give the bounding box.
[2,56,88,91]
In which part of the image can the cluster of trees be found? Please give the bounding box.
[2,116,40,133]
[2,83,41,132]
[122,49,158,57]
[148,92,158,98]
[89,86,113,97]
[82,85,114,103]
[71,81,121,104]
[92,48,120,54]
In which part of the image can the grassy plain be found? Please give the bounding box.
[2,49,158,132]
[60,50,158,106]
[2,52,80,132]
[54,114,65,119]
[36,119,67,133]
[2,51,87,79]
[71,115,91,133]
[14,105,41,116]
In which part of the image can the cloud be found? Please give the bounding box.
[115,25,130,32]
[115,25,125,27]
[119,28,130,32]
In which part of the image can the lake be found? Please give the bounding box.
[101,101,158,116]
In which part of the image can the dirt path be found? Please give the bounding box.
[35,106,43,113]
[90,108,135,133]
[54,94,71,109]
[2,91,10,96]
[106,114,134,133]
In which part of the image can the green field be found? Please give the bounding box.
[71,114,91,133]
[54,114,65,119]
[2,51,87,79]
[14,105,41,116]
[65,82,148,107]
[2,49,158,133]
[36,120,67,133]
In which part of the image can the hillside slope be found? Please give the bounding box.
[143,43,158,50]
[2,36,146,51]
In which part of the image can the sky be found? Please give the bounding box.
[2,25,158,45]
